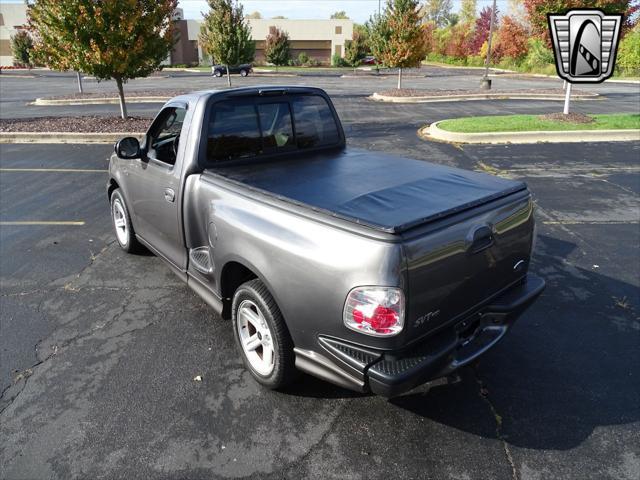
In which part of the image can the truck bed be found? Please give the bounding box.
[207,148,526,234]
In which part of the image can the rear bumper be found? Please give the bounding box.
[317,274,545,397]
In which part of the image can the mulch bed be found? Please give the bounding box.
[538,112,595,123]
[42,90,189,100]
[377,88,588,97]
[0,116,152,133]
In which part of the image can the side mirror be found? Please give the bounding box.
[115,137,141,159]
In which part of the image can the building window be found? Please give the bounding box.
[335,26,342,34]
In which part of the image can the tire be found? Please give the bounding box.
[214,70,222,77]
[110,189,142,253]
[240,69,248,77]
[232,279,298,389]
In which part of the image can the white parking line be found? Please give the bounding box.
[0,168,107,173]
[1,221,85,226]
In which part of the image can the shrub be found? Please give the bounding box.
[332,54,349,67]
[11,30,33,67]
[297,51,310,65]
[617,25,640,76]
[522,37,554,72]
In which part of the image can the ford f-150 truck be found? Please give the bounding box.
[108,86,544,397]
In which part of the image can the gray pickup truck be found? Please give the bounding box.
[108,86,544,397]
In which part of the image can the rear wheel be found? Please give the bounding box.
[240,69,248,77]
[232,279,298,389]
[214,70,222,77]
[110,189,142,253]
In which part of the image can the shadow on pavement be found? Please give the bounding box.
[386,233,639,450]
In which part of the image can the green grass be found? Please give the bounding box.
[437,113,640,133]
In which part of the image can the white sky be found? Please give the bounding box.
[178,0,514,24]
[0,0,516,25]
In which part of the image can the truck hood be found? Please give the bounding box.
[212,148,526,233]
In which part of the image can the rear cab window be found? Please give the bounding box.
[205,93,342,164]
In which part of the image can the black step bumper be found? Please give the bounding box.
[320,274,545,397]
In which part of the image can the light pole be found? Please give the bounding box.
[481,0,497,90]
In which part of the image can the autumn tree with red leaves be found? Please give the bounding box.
[470,5,499,54]
[495,16,529,60]
[446,23,475,58]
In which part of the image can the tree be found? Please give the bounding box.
[368,0,427,89]
[421,0,453,28]
[272,16,287,19]
[471,5,499,54]
[28,0,176,119]
[11,30,33,68]
[445,22,475,57]
[330,11,349,19]
[523,0,637,42]
[445,13,459,27]
[495,16,529,60]
[200,0,255,87]
[344,30,369,71]
[246,11,262,19]
[460,0,477,24]
[264,27,290,71]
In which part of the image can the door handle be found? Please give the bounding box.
[164,188,175,203]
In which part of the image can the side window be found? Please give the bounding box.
[148,107,186,165]
[207,101,260,162]
[291,95,341,149]
[257,102,294,151]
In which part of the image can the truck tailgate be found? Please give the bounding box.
[401,191,535,339]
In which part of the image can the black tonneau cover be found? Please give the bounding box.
[209,148,527,233]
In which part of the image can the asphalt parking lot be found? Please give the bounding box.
[1,70,639,479]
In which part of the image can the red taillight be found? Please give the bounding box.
[344,287,404,336]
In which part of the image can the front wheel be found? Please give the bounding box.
[232,279,298,389]
[214,70,222,77]
[110,189,142,253]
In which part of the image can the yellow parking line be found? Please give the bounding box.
[0,168,107,173]
[1,221,85,226]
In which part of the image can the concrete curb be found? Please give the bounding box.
[253,72,298,77]
[370,91,599,103]
[420,121,640,144]
[421,62,514,73]
[0,132,143,144]
[32,97,170,106]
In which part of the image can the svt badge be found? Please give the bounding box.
[548,9,623,83]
